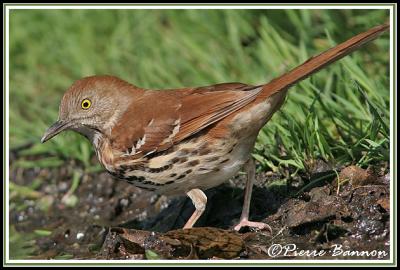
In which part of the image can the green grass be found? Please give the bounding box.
[9,226,38,260]
[9,9,390,174]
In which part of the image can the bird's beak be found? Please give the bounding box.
[41,120,71,143]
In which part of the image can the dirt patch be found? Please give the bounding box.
[9,157,390,260]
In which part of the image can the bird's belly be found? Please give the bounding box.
[109,136,255,195]
[182,157,244,192]
[155,140,253,195]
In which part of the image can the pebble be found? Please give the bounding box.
[76,232,85,240]
[120,198,129,207]
[338,165,376,187]
[17,214,25,222]
[58,182,69,192]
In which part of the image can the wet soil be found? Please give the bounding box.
[9,156,390,260]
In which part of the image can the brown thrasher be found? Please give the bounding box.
[41,24,389,231]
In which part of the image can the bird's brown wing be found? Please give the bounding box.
[110,83,261,158]
[174,84,261,142]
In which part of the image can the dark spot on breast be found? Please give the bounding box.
[147,164,172,173]
[143,180,163,186]
[165,180,175,185]
[228,143,237,154]
[206,156,219,162]
[179,157,188,163]
[220,158,230,164]
[124,175,146,182]
[176,174,186,180]
[171,156,188,164]
[188,160,200,166]
[117,164,145,174]
[169,173,177,177]
[199,147,212,155]
[179,148,191,155]
[119,165,129,171]
[185,169,192,174]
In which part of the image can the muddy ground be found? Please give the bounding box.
[9,155,390,260]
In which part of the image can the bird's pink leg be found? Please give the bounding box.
[183,188,207,229]
[234,158,272,232]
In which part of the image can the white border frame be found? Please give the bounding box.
[4,3,396,265]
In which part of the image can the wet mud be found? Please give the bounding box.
[10,156,390,260]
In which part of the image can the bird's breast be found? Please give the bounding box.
[93,134,252,195]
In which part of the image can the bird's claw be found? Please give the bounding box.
[233,219,272,233]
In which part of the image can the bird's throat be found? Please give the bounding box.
[72,125,102,146]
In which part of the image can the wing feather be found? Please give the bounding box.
[110,83,261,158]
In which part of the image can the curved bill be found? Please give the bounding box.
[41,120,70,143]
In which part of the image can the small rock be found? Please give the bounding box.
[309,186,331,202]
[58,182,69,192]
[378,173,390,185]
[280,192,350,229]
[76,232,85,240]
[376,198,390,211]
[120,198,129,207]
[309,159,333,174]
[338,165,377,187]
[105,227,245,259]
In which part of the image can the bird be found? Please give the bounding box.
[41,23,389,232]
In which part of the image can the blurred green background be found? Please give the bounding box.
[9,9,390,173]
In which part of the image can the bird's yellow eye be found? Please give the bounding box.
[81,99,91,110]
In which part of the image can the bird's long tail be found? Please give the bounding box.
[258,23,389,99]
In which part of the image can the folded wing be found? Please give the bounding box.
[111,83,261,158]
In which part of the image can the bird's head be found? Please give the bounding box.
[41,75,142,143]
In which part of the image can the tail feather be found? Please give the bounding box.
[259,23,389,99]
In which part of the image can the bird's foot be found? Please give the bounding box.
[233,219,272,233]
